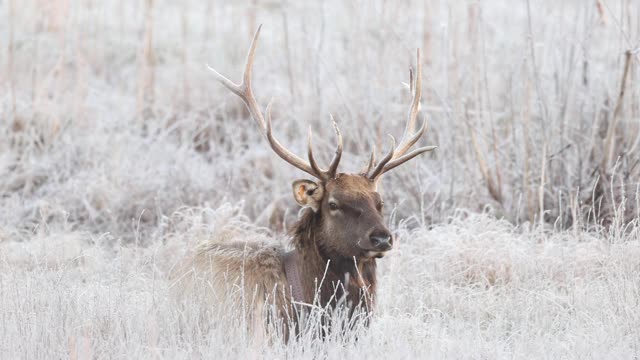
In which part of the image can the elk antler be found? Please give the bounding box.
[208,25,342,181]
[368,49,437,181]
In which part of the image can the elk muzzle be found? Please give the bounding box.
[362,229,393,258]
[370,230,393,251]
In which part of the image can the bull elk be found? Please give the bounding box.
[173,26,436,336]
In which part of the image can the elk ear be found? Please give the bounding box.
[292,179,324,212]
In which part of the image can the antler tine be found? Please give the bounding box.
[307,115,343,180]
[368,135,396,180]
[364,150,376,175]
[409,66,415,96]
[307,126,324,176]
[265,101,318,177]
[368,48,436,180]
[326,114,343,177]
[378,145,437,174]
[207,25,265,129]
[395,115,427,156]
[209,25,328,179]
[242,25,261,93]
[398,49,422,157]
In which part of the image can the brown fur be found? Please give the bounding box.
[171,228,292,337]
[293,208,378,312]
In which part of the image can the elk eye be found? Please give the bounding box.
[377,200,384,211]
[328,202,339,210]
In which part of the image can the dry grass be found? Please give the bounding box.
[1,0,640,358]
[1,209,639,358]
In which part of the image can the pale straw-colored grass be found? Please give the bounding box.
[1,0,639,358]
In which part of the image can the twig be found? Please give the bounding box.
[603,50,632,170]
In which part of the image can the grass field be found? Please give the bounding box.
[1,0,639,358]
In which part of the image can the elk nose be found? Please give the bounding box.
[370,231,393,251]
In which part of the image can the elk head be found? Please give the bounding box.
[208,26,436,260]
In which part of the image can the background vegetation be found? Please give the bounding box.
[1,0,639,358]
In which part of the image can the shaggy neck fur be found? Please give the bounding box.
[291,209,377,313]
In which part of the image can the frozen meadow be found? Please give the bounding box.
[1,0,639,358]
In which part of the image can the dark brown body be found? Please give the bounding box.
[293,208,378,312]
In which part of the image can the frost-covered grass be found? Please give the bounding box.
[1,209,639,358]
[1,0,640,358]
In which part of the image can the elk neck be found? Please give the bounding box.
[290,209,377,311]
